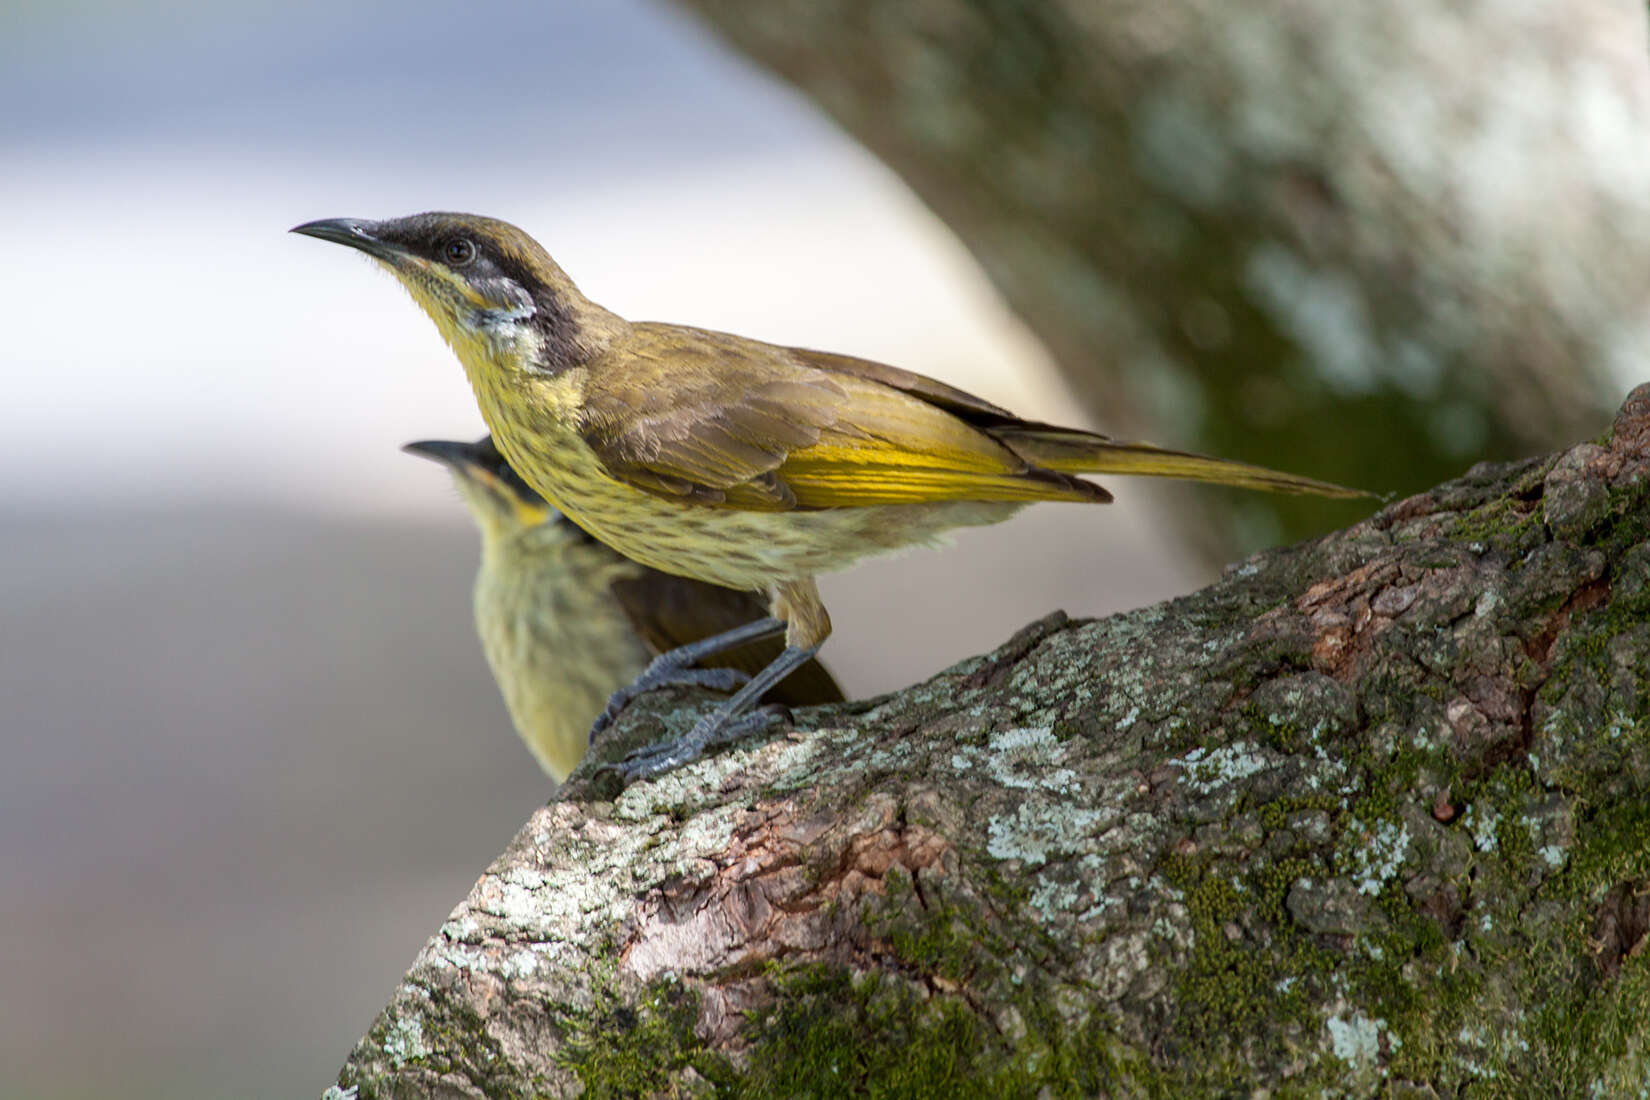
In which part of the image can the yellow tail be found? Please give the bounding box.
[995,426,1370,499]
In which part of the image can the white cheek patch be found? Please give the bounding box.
[474,281,536,329]
[477,302,535,328]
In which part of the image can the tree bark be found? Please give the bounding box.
[668,0,1648,557]
[329,386,1650,1098]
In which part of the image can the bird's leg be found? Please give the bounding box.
[589,616,785,742]
[618,578,833,780]
[619,644,821,780]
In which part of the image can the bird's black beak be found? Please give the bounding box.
[402,439,487,471]
[290,218,408,263]
[405,438,548,510]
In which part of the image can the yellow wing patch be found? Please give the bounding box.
[771,375,1101,507]
[580,326,1109,510]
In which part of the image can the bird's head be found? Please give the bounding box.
[292,212,606,373]
[403,436,553,539]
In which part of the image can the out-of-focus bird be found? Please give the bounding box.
[404,435,843,781]
[295,212,1368,778]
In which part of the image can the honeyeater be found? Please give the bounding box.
[405,435,843,781]
[294,212,1367,777]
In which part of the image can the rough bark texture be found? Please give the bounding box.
[331,387,1650,1098]
[669,0,1650,556]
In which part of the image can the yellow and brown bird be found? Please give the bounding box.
[295,212,1365,776]
[405,435,842,781]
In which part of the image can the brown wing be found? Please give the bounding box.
[576,325,843,508]
[578,324,1108,511]
[783,345,1017,421]
[606,567,846,706]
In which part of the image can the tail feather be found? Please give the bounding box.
[994,426,1369,500]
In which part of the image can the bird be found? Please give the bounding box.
[294,212,1368,778]
[404,434,844,781]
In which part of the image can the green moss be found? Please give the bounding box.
[559,978,733,1099]
[1344,882,1480,1085]
[863,864,1017,982]
[1595,478,1650,555]
[1522,951,1650,1097]
[1448,494,1544,549]
[1229,700,1303,754]
[1255,792,1342,832]
[882,897,990,986]
[1492,805,1537,871]
[1558,802,1650,904]
[712,860,1177,1098]
[1362,747,1437,821]
[730,961,1156,1100]
[1482,803,1650,1094]
[1157,852,1338,1088]
[733,964,990,1100]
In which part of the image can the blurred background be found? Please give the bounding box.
[1,1,1646,1097]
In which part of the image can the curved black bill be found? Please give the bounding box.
[402,439,491,470]
[290,217,406,261]
[404,437,546,506]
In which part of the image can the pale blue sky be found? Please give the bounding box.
[0,0,799,164]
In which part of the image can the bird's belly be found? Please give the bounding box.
[532,448,1022,589]
[476,563,652,781]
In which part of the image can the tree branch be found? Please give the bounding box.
[329,387,1650,1098]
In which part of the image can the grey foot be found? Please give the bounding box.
[618,704,788,781]
[589,662,752,743]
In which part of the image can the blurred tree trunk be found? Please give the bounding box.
[670,0,1650,558]
[330,388,1650,1098]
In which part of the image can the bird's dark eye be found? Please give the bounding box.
[443,238,476,266]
